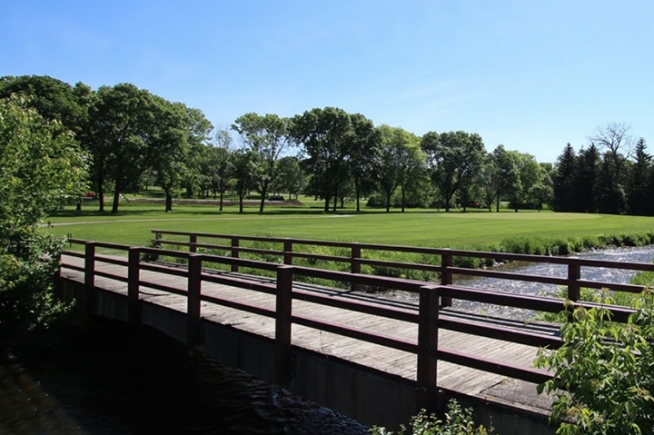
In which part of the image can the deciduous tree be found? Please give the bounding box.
[232,113,294,212]
[291,107,352,212]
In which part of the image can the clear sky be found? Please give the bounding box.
[2,1,653,163]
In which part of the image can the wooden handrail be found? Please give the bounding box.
[149,230,654,304]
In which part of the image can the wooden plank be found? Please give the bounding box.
[59,254,554,410]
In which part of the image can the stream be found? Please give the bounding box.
[381,245,654,320]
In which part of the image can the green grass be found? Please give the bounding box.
[45,200,654,250]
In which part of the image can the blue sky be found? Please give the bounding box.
[2,1,653,163]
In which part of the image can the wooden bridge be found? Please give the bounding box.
[56,231,653,434]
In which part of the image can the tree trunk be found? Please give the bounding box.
[355,182,361,212]
[97,178,105,212]
[219,190,224,212]
[165,190,173,212]
[239,195,244,213]
[111,189,121,214]
[386,192,391,212]
[76,197,82,211]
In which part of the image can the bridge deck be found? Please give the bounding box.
[59,254,557,414]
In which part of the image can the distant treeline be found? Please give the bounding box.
[1,75,651,216]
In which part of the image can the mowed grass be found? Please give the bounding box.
[45,201,654,249]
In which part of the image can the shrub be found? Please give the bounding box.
[368,399,490,435]
[0,228,73,343]
[535,290,654,434]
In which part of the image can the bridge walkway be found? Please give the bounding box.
[59,253,557,416]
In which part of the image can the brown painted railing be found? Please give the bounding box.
[61,237,643,410]
[151,229,654,304]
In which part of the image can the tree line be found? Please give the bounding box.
[1,75,651,216]
[553,123,654,215]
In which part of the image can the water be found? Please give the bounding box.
[0,318,368,435]
[452,245,654,319]
[374,246,654,320]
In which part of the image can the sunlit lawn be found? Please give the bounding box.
[45,199,654,249]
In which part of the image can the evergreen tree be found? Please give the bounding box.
[627,138,651,215]
[596,154,627,214]
[573,144,600,212]
[552,143,577,212]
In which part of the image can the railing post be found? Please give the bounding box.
[567,259,581,302]
[187,253,203,345]
[189,234,197,253]
[283,239,293,265]
[416,285,440,412]
[52,251,63,296]
[127,247,141,325]
[440,249,453,307]
[84,242,96,312]
[231,237,240,273]
[351,243,361,292]
[154,230,162,249]
[275,265,294,385]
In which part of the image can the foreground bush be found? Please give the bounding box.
[368,399,491,435]
[535,290,654,434]
[0,228,74,343]
[0,96,86,343]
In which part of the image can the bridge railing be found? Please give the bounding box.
[151,229,654,304]
[61,238,640,410]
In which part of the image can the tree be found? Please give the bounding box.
[211,129,235,211]
[552,143,577,212]
[232,113,294,213]
[376,125,407,212]
[478,156,497,212]
[489,145,521,212]
[232,149,261,213]
[573,144,600,213]
[595,154,627,214]
[0,75,90,136]
[348,113,381,212]
[627,138,651,216]
[376,125,425,212]
[0,75,93,211]
[150,101,198,212]
[0,96,87,340]
[396,134,426,213]
[509,152,541,211]
[291,107,352,212]
[588,122,633,183]
[274,156,304,200]
[421,131,485,212]
[87,83,160,213]
[453,133,485,212]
